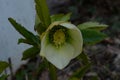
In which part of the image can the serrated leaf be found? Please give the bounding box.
[78,22,108,31]
[69,63,91,80]
[8,18,40,45]
[0,75,8,80]
[35,0,51,28]
[81,29,107,45]
[22,47,40,60]
[51,13,72,22]
[0,61,9,74]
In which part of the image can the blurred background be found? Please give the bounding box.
[0,0,120,80]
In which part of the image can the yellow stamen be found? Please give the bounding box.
[53,29,65,47]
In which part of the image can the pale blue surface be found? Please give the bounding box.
[0,0,35,72]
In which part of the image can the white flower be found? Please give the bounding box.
[40,21,83,69]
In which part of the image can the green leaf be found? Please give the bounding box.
[49,63,57,80]
[77,53,90,65]
[22,47,40,60]
[78,22,108,31]
[0,75,8,80]
[35,0,51,28]
[34,14,41,28]
[0,61,9,74]
[18,38,36,45]
[8,18,40,46]
[81,29,107,45]
[34,15,46,34]
[34,17,46,35]
[69,63,91,80]
[51,13,72,22]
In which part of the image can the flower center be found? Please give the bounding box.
[53,29,65,47]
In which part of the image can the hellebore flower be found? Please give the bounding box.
[40,21,83,69]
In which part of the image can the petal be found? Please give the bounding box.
[60,22,83,58]
[44,43,74,69]
[40,32,49,56]
[40,22,83,69]
[68,28,83,58]
[60,22,77,29]
[46,21,65,31]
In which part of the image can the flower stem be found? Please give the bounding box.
[49,63,57,80]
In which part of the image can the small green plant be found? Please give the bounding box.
[3,0,108,79]
[0,61,9,80]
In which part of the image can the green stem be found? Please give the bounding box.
[49,63,57,80]
[44,59,57,80]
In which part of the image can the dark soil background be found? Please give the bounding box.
[10,0,120,80]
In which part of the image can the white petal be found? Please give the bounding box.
[44,43,74,69]
[40,22,83,69]
[40,32,49,57]
[46,21,65,31]
[60,22,77,29]
[68,28,83,58]
[60,22,83,58]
